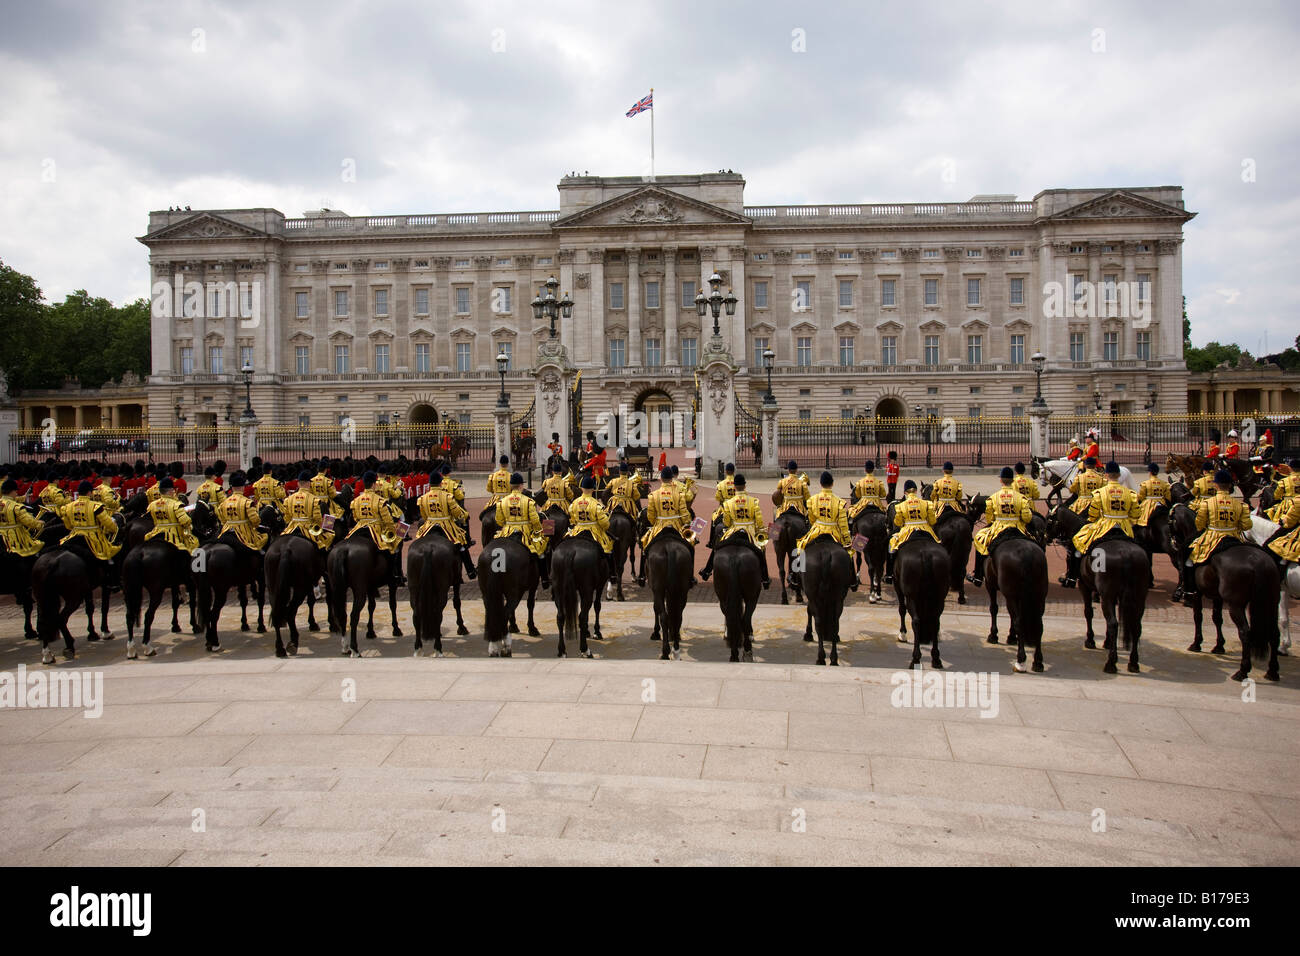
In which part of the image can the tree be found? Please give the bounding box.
[0,260,49,391]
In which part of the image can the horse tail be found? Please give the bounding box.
[122,552,142,629]
[328,547,350,636]
[916,548,939,645]
[194,558,211,631]
[408,543,433,641]
[267,546,292,629]
[719,556,744,651]
[554,546,579,640]
[34,561,61,643]
[1248,569,1280,658]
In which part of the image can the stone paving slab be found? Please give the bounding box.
[0,598,1296,866]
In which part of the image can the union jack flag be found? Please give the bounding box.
[626,92,652,117]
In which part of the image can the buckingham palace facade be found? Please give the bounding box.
[139,172,1193,432]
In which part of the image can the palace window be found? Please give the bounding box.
[795,281,812,312]
[752,281,767,308]
[753,337,769,368]
[608,338,626,368]
[683,280,697,305]
[609,282,625,309]
[797,336,812,366]
[923,249,939,259]
[924,335,940,365]
[840,336,856,366]
[374,289,388,316]
[680,336,697,367]
[1137,273,1151,301]
[880,279,895,307]
[239,345,253,370]
[645,281,660,309]
[1103,330,1119,361]
[1010,333,1025,364]
[1069,331,1086,362]
[209,346,223,374]
[966,334,982,363]
[1136,331,1151,360]
[494,287,512,313]
[334,345,349,374]
[839,280,854,307]
[644,338,662,368]
[1008,249,1024,258]
[1009,277,1024,305]
[924,279,938,306]
[295,346,309,374]
[880,336,896,366]
[1103,275,1117,304]
[374,344,390,373]
[455,288,470,314]
[414,343,430,373]
[456,342,471,372]
[497,341,512,370]
[296,291,309,317]
[415,288,429,315]
[967,278,981,306]
[180,347,193,375]
[334,290,348,317]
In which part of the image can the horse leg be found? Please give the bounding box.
[898,600,909,645]
[803,604,813,642]
[1102,594,1120,674]
[742,597,754,663]
[208,588,228,651]
[170,585,182,633]
[141,587,162,657]
[986,577,1000,644]
[237,584,251,631]
[1125,603,1142,674]
[256,575,266,633]
[365,590,378,640]
[778,549,789,605]
[1210,597,1226,654]
[1188,593,1204,652]
[348,587,364,656]
[99,584,113,639]
[60,599,76,660]
[307,589,320,631]
[453,580,468,635]
[85,589,99,641]
[1228,603,1252,682]
[593,586,603,642]
[527,583,540,637]
[389,581,402,638]
[1082,585,1097,649]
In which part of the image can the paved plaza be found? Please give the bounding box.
[0,589,1296,866]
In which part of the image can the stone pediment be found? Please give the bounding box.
[554,185,750,229]
[141,213,271,242]
[1048,191,1193,222]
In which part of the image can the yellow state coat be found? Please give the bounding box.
[217,492,269,550]
[1189,493,1252,564]
[195,479,227,510]
[252,475,286,510]
[719,493,769,548]
[1012,474,1039,502]
[494,490,548,556]
[1072,481,1140,553]
[639,482,696,548]
[38,484,68,517]
[309,473,342,517]
[928,474,965,516]
[1267,496,1300,563]
[797,490,851,550]
[282,490,333,549]
[416,487,469,546]
[711,474,737,521]
[565,493,613,553]
[847,475,887,518]
[889,493,940,552]
[1135,477,1171,526]
[1190,474,1217,502]
[607,475,641,516]
[345,489,402,553]
[57,498,120,560]
[774,473,811,518]
[1266,473,1300,522]
[973,487,1032,555]
[540,474,573,510]
[485,468,512,509]
[144,495,199,552]
[90,484,121,515]
[1068,468,1108,514]
[0,496,44,557]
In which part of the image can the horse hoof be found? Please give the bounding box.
[365,632,376,641]
[743,651,754,663]
[257,625,266,634]
[830,659,839,667]
[1231,670,1247,682]
[780,595,789,606]
[456,625,469,636]
[435,650,445,658]
[86,634,99,643]
[1103,661,1118,674]
[1084,638,1097,650]
[192,625,202,634]
[1012,660,1027,673]
[276,647,288,659]
[1187,643,1201,653]
[308,622,320,632]
[986,634,999,644]
[897,634,908,644]
[240,624,250,632]
[908,660,920,670]
[932,660,943,670]
[1127,662,1140,674]
[802,634,813,643]
[206,643,219,653]
[414,648,424,658]
[126,644,138,661]
[583,651,594,659]
[816,658,825,666]
[1265,669,1280,682]
[171,624,182,634]
[672,648,681,661]
[62,648,74,660]
[1032,661,1044,673]
[288,643,298,656]
[41,648,54,665]
[957,594,967,605]
[392,627,403,638]
[528,627,541,637]
[1211,644,1226,655]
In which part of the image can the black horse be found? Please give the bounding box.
[933,505,975,605]
[606,507,639,601]
[327,528,401,657]
[1169,509,1281,681]
[122,499,219,658]
[1133,502,1179,586]
[478,534,540,657]
[193,504,280,651]
[801,535,855,665]
[407,528,470,657]
[265,530,332,658]
[772,503,809,605]
[35,511,121,643]
[713,539,761,663]
[892,533,951,669]
[0,546,40,640]
[550,533,605,658]
[983,533,1049,672]
[644,529,694,660]
[31,548,96,663]
[850,508,889,604]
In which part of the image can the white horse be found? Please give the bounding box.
[1248,513,1298,656]
[1037,458,1137,501]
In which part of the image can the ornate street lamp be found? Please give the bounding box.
[174,401,182,425]
[531,275,573,339]
[241,363,255,417]
[696,270,737,338]
[762,348,775,405]
[1031,351,1046,407]
[392,411,401,453]
[1145,387,1158,465]
[496,350,510,407]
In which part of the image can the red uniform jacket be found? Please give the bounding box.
[886,461,900,484]
[1084,442,1099,460]
[1066,448,1082,461]
[1225,442,1240,458]
[1207,443,1221,457]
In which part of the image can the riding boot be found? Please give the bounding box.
[1181,562,1199,604]
[538,554,550,590]
[699,548,715,581]
[1058,551,1080,588]
[967,552,986,587]
[884,552,895,584]
[459,544,477,580]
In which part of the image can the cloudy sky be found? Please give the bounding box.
[1,0,1296,351]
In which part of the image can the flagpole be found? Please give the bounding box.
[650,87,655,181]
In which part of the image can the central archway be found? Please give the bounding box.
[408,403,438,425]
[874,396,907,443]
[634,388,677,448]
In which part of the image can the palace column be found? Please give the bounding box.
[588,248,605,367]
[664,247,678,366]
[627,248,642,367]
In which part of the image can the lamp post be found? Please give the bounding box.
[241,363,255,417]
[695,270,738,338]
[916,404,931,469]
[392,411,401,453]
[1031,351,1046,407]
[762,348,775,405]
[531,275,574,339]
[1145,387,1157,465]
[496,350,510,407]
